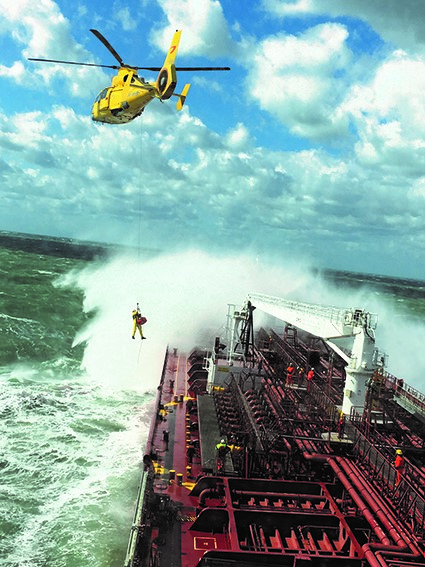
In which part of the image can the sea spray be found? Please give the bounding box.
[68,249,425,388]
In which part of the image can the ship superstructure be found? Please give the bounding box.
[124,295,425,567]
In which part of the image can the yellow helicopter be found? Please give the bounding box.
[28,29,230,124]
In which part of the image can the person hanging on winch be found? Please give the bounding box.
[132,303,147,340]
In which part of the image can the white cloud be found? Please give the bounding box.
[244,16,425,170]
[247,23,351,140]
[343,52,425,173]
[225,122,251,150]
[345,53,425,122]
[263,0,314,16]
[115,6,138,32]
[1,100,424,278]
[153,0,233,58]
[262,0,425,54]
[0,60,26,83]
[0,0,108,99]
[409,177,425,200]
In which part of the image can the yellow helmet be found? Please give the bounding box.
[396,449,403,455]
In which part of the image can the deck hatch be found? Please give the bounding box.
[194,536,217,550]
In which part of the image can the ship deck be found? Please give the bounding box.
[125,329,425,567]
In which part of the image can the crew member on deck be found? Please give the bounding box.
[394,449,405,486]
[132,304,146,339]
[337,413,345,439]
[307,368,314,392]
[216,439,230,456]
[286,363,295,386]
[215,438,230,472]
[297,366,305,386]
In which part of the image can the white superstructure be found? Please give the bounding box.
[248,293,385,415]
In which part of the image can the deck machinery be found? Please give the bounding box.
[124,295,425,567]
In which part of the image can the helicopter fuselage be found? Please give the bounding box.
[91,68,157,124]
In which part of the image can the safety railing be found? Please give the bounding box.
[350,422,425,537]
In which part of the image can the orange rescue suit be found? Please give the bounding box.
[394,454,405,486]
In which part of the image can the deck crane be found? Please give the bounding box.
[247,293,385,416]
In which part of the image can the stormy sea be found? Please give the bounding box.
[1,231,425,566]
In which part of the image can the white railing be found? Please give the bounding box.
[248,293,378,336]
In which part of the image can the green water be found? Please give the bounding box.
[0,246,153,566]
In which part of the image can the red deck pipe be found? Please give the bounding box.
[339,457,420,554]
[362,542,423,567]
[337,458,410,549]
[361,543,388,567]
[298,438,329,460]
[376,548,423,563]
[261,390,282,423]
[327,458,391,546]
[302,452,331,461]
[362,543,388,567]
[338,459,404,543]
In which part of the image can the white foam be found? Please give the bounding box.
[65,249,425,391]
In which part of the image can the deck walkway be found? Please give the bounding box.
[197,394,234,474]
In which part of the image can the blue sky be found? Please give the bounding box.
[1,0,425,278]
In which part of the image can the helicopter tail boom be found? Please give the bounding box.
[156,29,182,100]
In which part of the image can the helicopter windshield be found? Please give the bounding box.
[95,88,109,103]
[130,73,146,85]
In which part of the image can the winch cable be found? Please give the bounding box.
[136,121,145,361]
[137,120,144,263]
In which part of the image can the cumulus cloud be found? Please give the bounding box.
[0,61,26,83]
[246,23,351,140]
[262,0,425,54]
[152,0,234,58]
[1,0,108,98]
[114,5,139,32]
[244,12,425,177]
[1,98,424,278]
[345,52,425,173]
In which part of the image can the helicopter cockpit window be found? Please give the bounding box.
[131,74,145,84]
[95,88,109,103]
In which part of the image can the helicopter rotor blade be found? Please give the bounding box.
[175,67,231,71]
[28,57,120,69]
[90,29,125,66]
[133,67,162,71]
[28,58,231,73]
[132,66,231,72]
